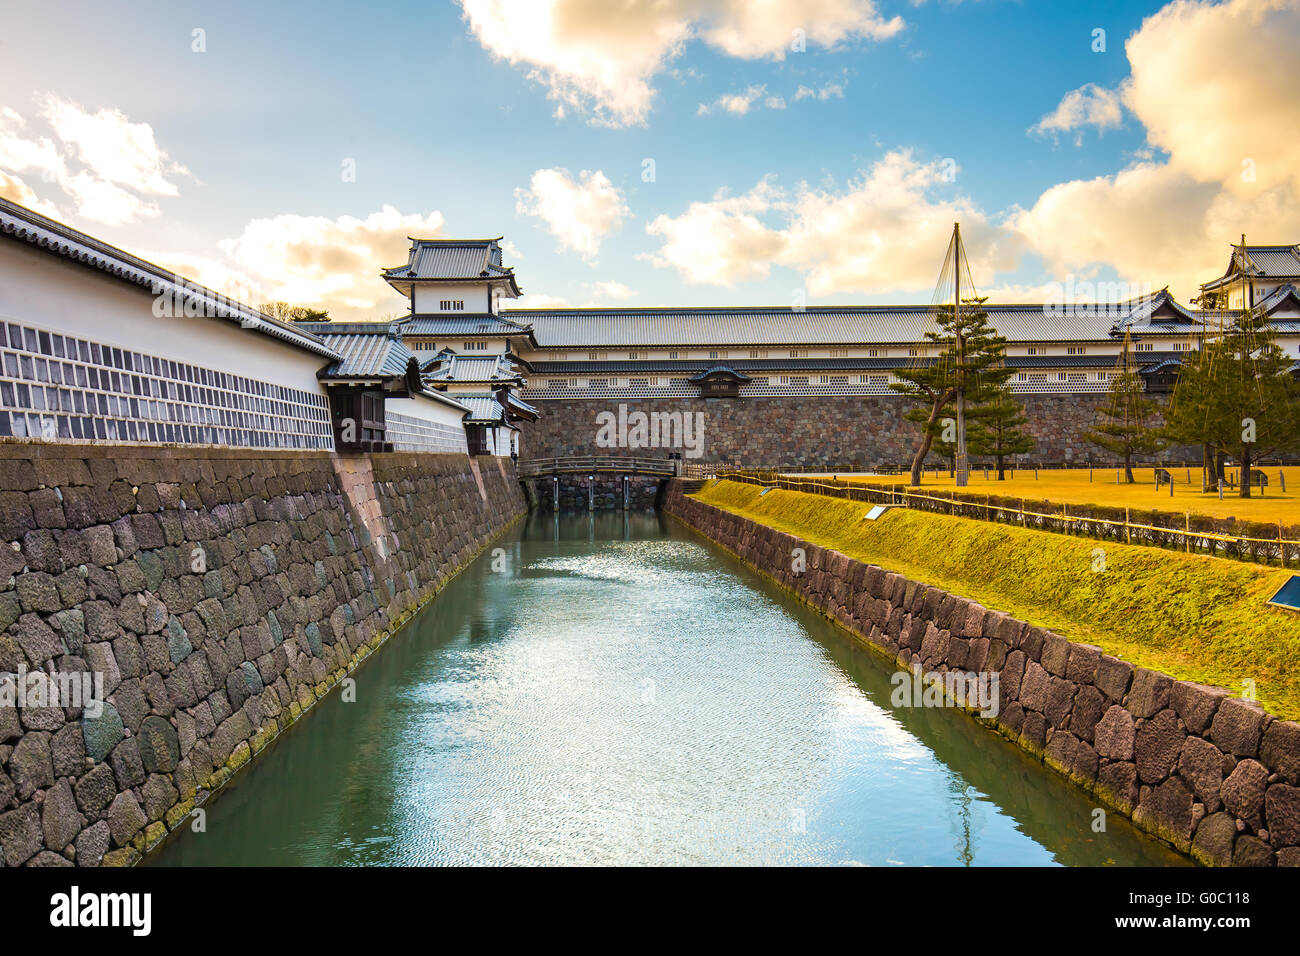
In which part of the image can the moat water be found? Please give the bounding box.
[153,511,1187,866]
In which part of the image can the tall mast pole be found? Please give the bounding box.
[954,222,969,487]
[1243,233,1253,312]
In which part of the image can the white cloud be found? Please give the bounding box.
[793,81,845,101]
[0,170,63,219]
[512,292,572,309]
[699,80,847,116]
[149,205,447,321]
[0,96,189,224]
[137,250,263,309]
[40,95,189,196]
[644,151,1019,295]
[459,0,902,126]
[585,280,639,303]
[1029,83,1124,143]
[698,85,773,116]
[644,178,787,286]
[515,167,630,261]
[1011,0,1300,301]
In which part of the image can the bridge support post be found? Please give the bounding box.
[552,477,558,511]
[588,474,594,512]
[623,475,629,510]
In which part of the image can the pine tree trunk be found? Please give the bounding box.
[909,396,949,487]
[996,454,1006,480]
[1240,445,1252,499]
[1124,450,1135,484]
[909,432,933,487]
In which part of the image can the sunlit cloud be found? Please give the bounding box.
[644,150,1019,295]
[515,167,630,261]
[147,205,446,321]
[1010,0,1300,301]
[0,96,190,225]
[1029,83,1124,144]
[459,0,902,126]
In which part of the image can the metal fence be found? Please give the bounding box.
[708,470,1300,567]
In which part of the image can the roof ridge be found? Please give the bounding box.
[0,196,336,359]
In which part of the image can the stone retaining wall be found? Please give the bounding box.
[518,394,1185,470]
[662,481,1300,867]
[0,445,526,867]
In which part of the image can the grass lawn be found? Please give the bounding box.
[692,479,1300,719]
[817,465,1300,526]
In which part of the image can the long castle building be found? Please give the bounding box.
[385,236,1300,469]
[1,195,1297,470]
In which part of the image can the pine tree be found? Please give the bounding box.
[968,384,1035,479]
[1084,337,1165,483]
[891,297,1013,486]
[1165,308,1300,497]
[1161,344,1222,490]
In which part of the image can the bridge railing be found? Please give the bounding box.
[517,456,682,478]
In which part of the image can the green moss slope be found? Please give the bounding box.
[693,480,1300,719]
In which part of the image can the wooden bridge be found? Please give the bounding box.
[517,456,683,478]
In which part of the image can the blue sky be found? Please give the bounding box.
[1,0,1296,318]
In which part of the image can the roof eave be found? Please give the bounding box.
[0,197,340,361]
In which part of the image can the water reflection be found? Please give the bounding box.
[153,511,1188,867]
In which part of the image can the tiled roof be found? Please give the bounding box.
[528,352,1186,375]
[1238,246,1300,276]
[1114,289,1200,331]
[456,394,507,424]
[1251,284,1300,315]
[1139,358,1186,374]
[424,353,522,383]
[1202,244,1300,290]
[294,321,400,335]
[382,239,511,280]
[381,239,521,296]
[1188,285,1300,333]
[317,329,414,380]
[0,197,339,360]
[506,393,539,417]
[402,314,533,337]
[505,298,1207,348]
[690,366,751,382]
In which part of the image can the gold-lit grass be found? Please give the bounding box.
[821,466,1300,525]
[693,479,1300,719]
